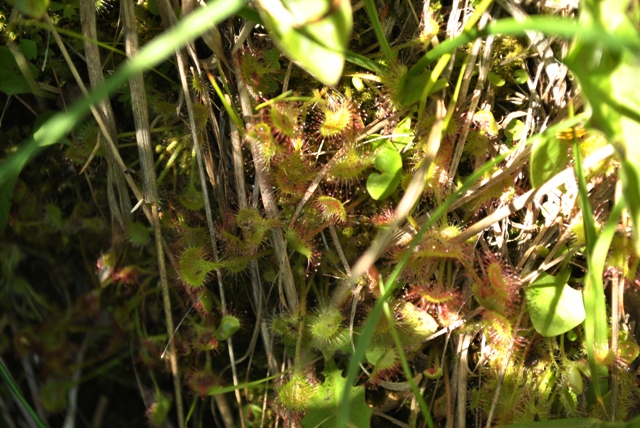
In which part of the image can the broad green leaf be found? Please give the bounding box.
[391,115,414,150]
[18,39,38,61]
[525,271,585,337]
[504,119,526,143]
[398,69,448,108]
[530,137,570,188]
[0,47,38,96]
[302,358,371,428]
[146,0,160,16]
[258,0,352,86]
[12,0,49,18]
[487,71,505,86]
[513,69,528,84]
[564,0,640,255]
[62,3,76,19]
[366,147,402,201]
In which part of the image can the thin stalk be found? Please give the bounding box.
[379,280,433,428]
[362,0,394,62]
[121,0,184,426]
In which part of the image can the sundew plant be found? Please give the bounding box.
[1,0,640,427]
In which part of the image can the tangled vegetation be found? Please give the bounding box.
[1,0,640,427]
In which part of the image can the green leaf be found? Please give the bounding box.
[398,69,448,108]
[18,39,38,61]
[391,115,414,150]
[302,359,371,428]
[473,110,499,137]
[563,0,640,254]
[530,137,570,188]
[504,119,526,143]
[146,0,160,16]
[285,228,313,260]
[216,315,240,340]
[0,47,38,96]
[258,0,352,86]
[487,71,505,86]
[513,69,528,84]
[366,147,402,201]
[525,271,585,337]
[12,0,49,18]
[62,3,76,19]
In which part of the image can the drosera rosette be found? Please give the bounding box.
[234,206,277,250]
[285,226,319,269]
[379,63,408,111]
[186,368,219,398]
[314,195,348,224]
[367,346,402,387]
[399,225,474,289]
[270,312,302,348]
[235,46,280,98]
[479,310,527,369]
[310,88,364,150]
[65,120,103,165]
[473,252,522,317]
[275,371,318,422]
[403,283,464,327]
[271,151,317,202]
[126,220,152,248]
[327,145,373,187]
[178,183,205,212]
[189,321,219,353]
[177,245,220,290]
[245,121,282,166]
[266,100,304,143]
[306,305,349,357]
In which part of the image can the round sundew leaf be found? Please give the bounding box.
[525,270,585,337]
[179,247,218,288]
[216,315,240,340]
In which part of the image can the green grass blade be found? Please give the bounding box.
[362,0,393,63]
[0,358,48,428]
[573,137,619,407]
[408,17,640,77]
